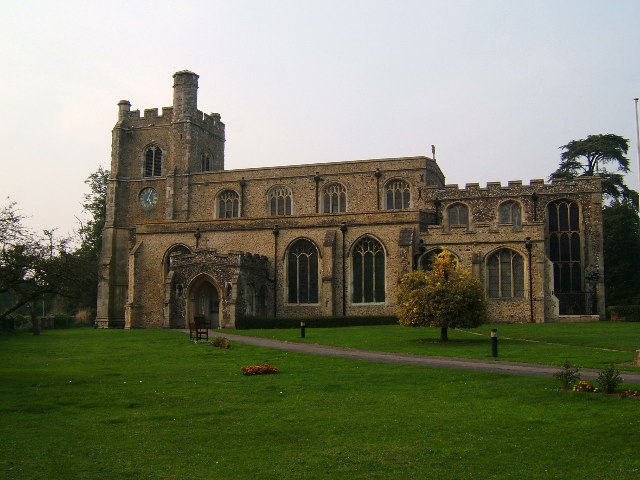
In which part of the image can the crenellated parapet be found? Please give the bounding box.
[423,176,601,200]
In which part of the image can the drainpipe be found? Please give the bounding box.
[239,178,246,217]
[272,225,279,318]
[531,192,538,222]
[525,237,534,323]
[314,172,322,213]
[374,168,382,210]
[340,222,348,316]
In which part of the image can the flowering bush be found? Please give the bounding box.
[241,364,279,376]
[572,380,599,393]
[622,389,639,397]
[210,337,231,349]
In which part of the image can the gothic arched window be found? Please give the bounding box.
[487,249,524,298]
[448,203,469,226]
[144,146,162,177]
[268,186,292,216]
[323,183,347,213]
[548,200,582,293]
[287,239,319,304]
[500,201,522,226]
[352,237,385,303]
[385,179,410,210]
[419,248,444,271]
[218,190,240,218]
[201,152,213,172]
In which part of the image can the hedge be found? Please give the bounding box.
[608,305,640,322]
[235,315,398,329]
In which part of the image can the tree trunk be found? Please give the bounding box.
[440,326,448,342]
[30,302,40,336]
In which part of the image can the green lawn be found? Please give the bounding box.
[1,327,639,479]
[222,322,640,370]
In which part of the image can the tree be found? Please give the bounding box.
[77,166,109,260]
[397,250,487,341]
[602,200,640,306]
[549,134,637,206]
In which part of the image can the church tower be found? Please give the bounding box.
[96,71,225,328]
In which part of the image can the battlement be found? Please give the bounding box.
[424,176,601,198]
[117,105,224,135]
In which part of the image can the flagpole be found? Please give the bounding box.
[635,98,640,193]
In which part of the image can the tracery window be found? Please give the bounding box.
[500,201,522,226]
[201,152,213,172]
[287,239,318,304]
[448,203,469,226]
[268,186,292,216]
[487,249,524,298]
[385,179,410,210]
[217,190,240,218]
[352,237,385,303]
[548,200,582,293]
[323,183,347,213]
[144,146,162,177]
[419,248,444,271]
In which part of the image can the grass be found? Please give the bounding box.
[222,322,640,370]
[1,327,639,479]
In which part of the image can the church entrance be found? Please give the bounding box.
[189,277,220,329]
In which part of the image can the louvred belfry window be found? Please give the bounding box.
[144,146,163,177]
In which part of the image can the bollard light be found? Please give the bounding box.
[491,329,498,357]
[301,321,306,338]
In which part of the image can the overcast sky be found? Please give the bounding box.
[2,0,639,235]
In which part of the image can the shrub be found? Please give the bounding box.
[596,364,623,394]
[210,337,231,349]
[608,305,640,322]
[241,364,279,376]
[397,250,487,341]
[553,359,580,389]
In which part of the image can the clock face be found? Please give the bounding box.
[138,187,158,210]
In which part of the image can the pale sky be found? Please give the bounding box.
[1,0,639,235]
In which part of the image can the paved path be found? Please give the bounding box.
[200,331,640,384]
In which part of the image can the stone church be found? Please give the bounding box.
[96,71,605,329]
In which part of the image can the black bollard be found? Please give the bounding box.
[300,321,306,338]
[491,328,498,357]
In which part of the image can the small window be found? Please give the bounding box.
[201,153,213,172]
[487,249,524,298]
[218,190,240,218]
[268,186,292,216]
[323,183,347,213]
[385,180,410,210]
[448,203,469,226]
[352,237,385,303]
[144,146,162,177]
[287,239,319,304]
[500,201,522,226]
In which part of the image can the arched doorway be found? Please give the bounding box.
[188,276,221,329]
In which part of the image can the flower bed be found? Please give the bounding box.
[241,364,279,376]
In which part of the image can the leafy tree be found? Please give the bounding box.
[0,202,76,324]
[77,166,109,259]
[602,200,640,306]
[397,250,487,341]
[0,166,108,325]
[549,134,637,206]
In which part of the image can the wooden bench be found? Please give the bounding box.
[189,315,209,341]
